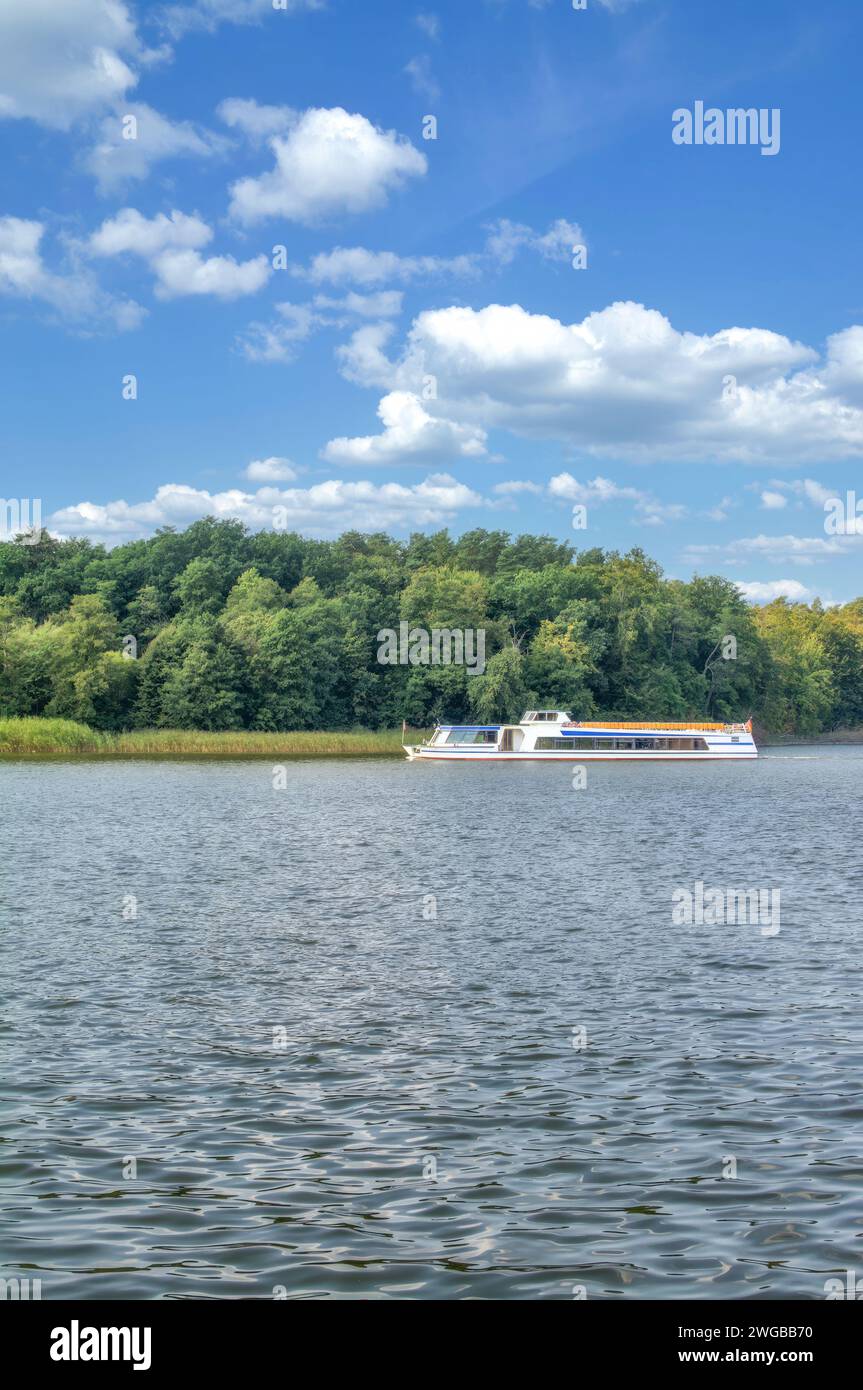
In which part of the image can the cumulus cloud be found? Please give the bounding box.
[227,106,427,225]
[151,247,270,300]
[0,4,232,191]
[0,0,140,129]
[217,96,296,141]
[83,102,229,191]
[0,215,144,332]
[736,579,815,603]
[48,473,483,544]
[342,299,863,464]
[336,321,400,386]
[86,207,269,300]
[243,458,298,482]
[322,391,489,467]
[88,207,212,257]
[760,490,787,510]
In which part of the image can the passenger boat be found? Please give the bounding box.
[404,710,757,761]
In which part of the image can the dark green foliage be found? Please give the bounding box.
[0,523,860,733]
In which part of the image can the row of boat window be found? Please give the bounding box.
[442,731,714,749]
[535,737,711,751]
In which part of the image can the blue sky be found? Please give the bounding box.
[2,0,862,603]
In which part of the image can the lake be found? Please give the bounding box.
[2,750,862,1300]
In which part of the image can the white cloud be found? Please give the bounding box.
[48,473,482,543]
[293,219,580,287]
[760,490,787,509]
[0,215,144,332]
[530,0,641,8]
[702,496,734,521]
[685,533,860,566]
[404,56,440,103]
[298,245,477,286]
[243,457,298,482]
[151,247,270,299]
[736,579,815,603]
[350,299,863,464]
[237,302,326,362]
[493,480,543,495]
[238,293,405,365]
[549,471,685,524]
[88,207,212,257]
[84,102,228,191]
[416,13,440,40]
[336,321,399,386]
[484,217,585,266]
[313,290,404,318]
[0,0,140,129]
[217,97,295,142]
[86,207,269,300]
[160,0,323,39]
[762,477,836,508]
[549,473,642,505]
[227,107,427,225]
[322,391,489,466]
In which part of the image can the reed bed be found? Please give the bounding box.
[0,718,413,758]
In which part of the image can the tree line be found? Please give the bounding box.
[0,519,860,733]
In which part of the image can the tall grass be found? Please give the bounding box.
[0,718,414,758]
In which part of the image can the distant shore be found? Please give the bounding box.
[2,717,861,759]
[758,729,863,745]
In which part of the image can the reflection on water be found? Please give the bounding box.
[2,751,862,1299]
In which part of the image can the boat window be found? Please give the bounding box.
[535,737,575,751]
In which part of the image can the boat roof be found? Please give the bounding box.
[437,714,750,732]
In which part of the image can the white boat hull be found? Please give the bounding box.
[404,747,757,761]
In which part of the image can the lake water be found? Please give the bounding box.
[2,750,862,1300]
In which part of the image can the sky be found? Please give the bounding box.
[1,0,862,605]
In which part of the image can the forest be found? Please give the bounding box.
[0,519,861,734]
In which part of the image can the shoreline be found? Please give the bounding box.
[0,720,414,759]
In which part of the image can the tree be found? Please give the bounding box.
[468,645,528,723]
